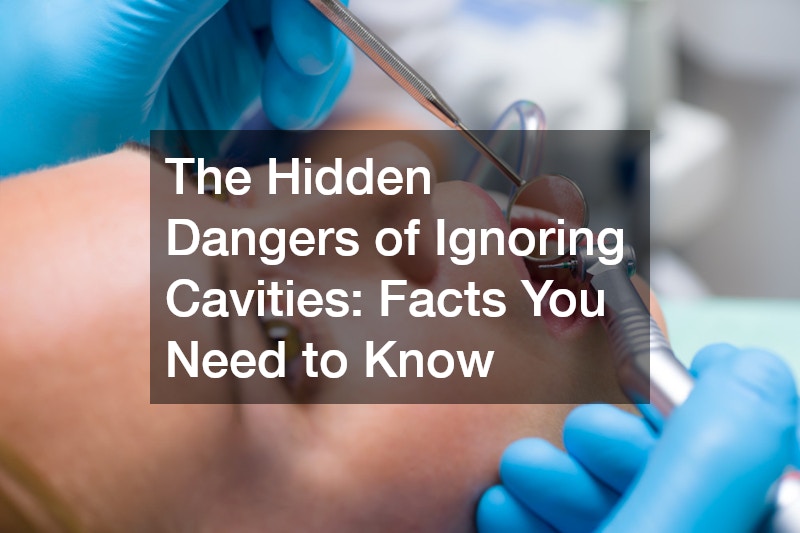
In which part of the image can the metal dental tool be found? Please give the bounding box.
[306,0,525,188]
[542,246,800,533]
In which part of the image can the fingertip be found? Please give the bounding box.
[564,404,654,452]
[692,345,797,407]
[564,404,622,433]
[301,45,354,129]
[476,486,555,533]
[727,349,797,407]
[479,485,509,509]
[564,405,654,493]
[499,439,574,504]
[500,438,560,480]
[272,0,348,76]
[690,343,739,376]
[263,44,352,130]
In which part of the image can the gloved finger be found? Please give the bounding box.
[689,342,738,377]
[499,438,618,532]
[692,346,800,469]
[300,48,354,129]
[563,404,656,494]
[476,486,557,533]
[108,0,228,74]
[262,44,353,129]
[272,0,350,76]
[600,349,798,533]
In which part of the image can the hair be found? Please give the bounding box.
[0,439,82,532]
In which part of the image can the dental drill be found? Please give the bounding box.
[544,246,800,533]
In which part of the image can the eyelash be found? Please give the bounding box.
[259,314,321,400]
[259,318,304,365]
[253,276,328,399]
[199,173,230,203]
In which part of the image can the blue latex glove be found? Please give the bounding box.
[477,344,799,533]
[2,0,353,176]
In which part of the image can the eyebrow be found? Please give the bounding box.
[124,141,175,172]
[126,142,204,195]
[123,141,166,159]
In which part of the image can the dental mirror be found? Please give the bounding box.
[509,174,588,263]
[465,101,589,263]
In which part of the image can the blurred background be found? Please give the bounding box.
[330,0,800,299]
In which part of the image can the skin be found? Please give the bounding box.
[0,149,663,532]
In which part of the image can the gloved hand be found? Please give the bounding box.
[2,0,353,176]
[477,344,799,533]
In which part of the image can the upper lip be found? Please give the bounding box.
[459,182,531,281]
[460,182,594,340]
[462,182,582,290]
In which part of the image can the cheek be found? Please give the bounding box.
[309,404,571,532]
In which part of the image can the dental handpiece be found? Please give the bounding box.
[306,0,525,188]
[558,246,692,427]
[546,246,800,532]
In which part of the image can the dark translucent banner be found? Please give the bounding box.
[150,129,650,404]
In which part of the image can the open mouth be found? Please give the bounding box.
[462,182,594,335]
[510,209,592,336]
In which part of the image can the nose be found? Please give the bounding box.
[237,143,439,283]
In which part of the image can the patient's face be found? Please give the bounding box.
[0,150,643,532]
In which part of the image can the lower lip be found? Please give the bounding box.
[462,182,593,337]
[514,239,592,339]
[525,271,593,338]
